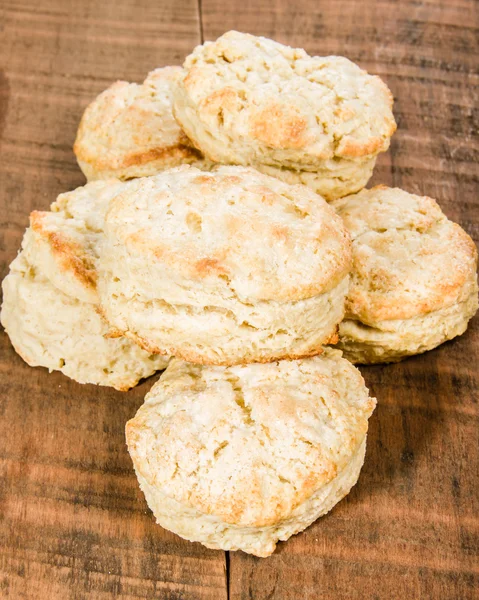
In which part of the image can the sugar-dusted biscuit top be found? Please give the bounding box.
[74,67,205,181]
[173,31,396,172]
[126,350,376,555]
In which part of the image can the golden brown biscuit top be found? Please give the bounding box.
[104,165,352,303]
[74,67,201,177]
[22,179,124,302]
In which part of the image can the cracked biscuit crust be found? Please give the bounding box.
[126,350,376,555]
[332,186,478,363]
[99,165,351,364]
[74,67,206,182]
[173,31,396,199]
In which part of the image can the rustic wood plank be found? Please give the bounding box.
[2,0,478,598]
[200,1,479,598]
[0,1,227,599]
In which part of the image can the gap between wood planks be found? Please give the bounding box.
[198,0,205,44]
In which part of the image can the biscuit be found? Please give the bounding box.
[173,31,396,200]
[126,349,376,556]
[332,186,478,363]
[1,180,169,389]
[1,253,167,390]
[74,67,207,182]
[99,165,352,365]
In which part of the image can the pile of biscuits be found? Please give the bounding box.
[2,32,477,557]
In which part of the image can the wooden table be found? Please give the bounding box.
[0,1,478,598]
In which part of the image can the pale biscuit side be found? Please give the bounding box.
[337,284,478,363]
[135,438,366,556]
[255,155,375,201]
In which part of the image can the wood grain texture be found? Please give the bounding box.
[0,2,227,599]
[200,1,479,598]
[1,0,478,599]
